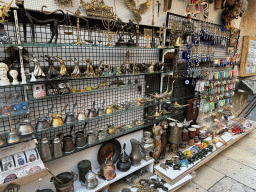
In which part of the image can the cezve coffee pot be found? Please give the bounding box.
[18,119,34,136]
[36,107,52,131]
[51,104,68,127]
[77,104,86,121]
[97,99,105,116]
[41,137,52,162]
[65,102,77,124]
[88,101,97,118]
[63,126,75,153]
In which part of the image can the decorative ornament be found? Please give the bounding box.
[54,0,73,8]
[124,0,151,23]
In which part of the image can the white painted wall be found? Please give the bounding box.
[3,0,223,26]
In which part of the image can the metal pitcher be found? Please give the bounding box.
[97,99,105,116]
[87,130,97,145]
[88,101,97,118]
[18,119,34,135]
[53,137,63,159]
[75,131,86,148]
[64,112,76,124]
[85,170,98,189]
[41,137,52,162]
[36,117,51,131]
[63,135,75,153]
[130,139,142,166]
[65,102,77,124]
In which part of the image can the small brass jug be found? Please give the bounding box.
[51,114,64,127]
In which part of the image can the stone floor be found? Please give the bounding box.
[176,128,256,192]
[111,128,256,192]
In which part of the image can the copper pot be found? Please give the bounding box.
[98,153,116,181]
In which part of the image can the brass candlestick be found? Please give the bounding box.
[144,29,152,48]
[102,17,116,47]
[157,27,163,48]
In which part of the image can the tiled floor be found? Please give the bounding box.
[176,129,256,192]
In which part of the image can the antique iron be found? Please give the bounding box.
[75,131,86,148]
[88,101,97,118]
[98,153,116,181]
[141,131,154,161]
[40,137,52,162]
[85,170,98,190]
[77,160,91,185]
[53,136,63,159]
[130,139,142,166]
[18,119,34,135]
[117,143,131,172]
[7,114,20,144]
[50,171,77,192]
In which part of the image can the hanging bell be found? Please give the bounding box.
[174,36,182,47]
[7,114,20,144]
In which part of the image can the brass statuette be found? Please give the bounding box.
[0,0,13,23]
[144,29,152,48]
[80,0,115,19]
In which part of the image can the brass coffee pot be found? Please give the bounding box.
[51,104,68,127]
[105,100,117,114]
[107,124,126,135]
[7,114,20,144]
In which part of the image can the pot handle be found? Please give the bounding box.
[50,176,54,182]
[71,171,78,181]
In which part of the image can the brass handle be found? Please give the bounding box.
[8,114,14,132]
[116,124,126,129]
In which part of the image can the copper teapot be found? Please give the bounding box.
[98,153,116,181]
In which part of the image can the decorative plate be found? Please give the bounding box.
[97,139,121,165]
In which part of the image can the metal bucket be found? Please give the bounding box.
[50,172,77,192]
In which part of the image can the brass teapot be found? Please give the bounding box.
[105,100,117,114]
[107,124,126,135]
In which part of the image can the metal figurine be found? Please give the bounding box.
[116,18,127,47]
[80,0,115,19]
[144,28,152,48]
[84,59,96,77]
[29,56,45,78]
[157,27,163,48]
[102,16,116,47]
[126,19,136,47]
[150,124,163,164]
[71,59,81,78]
[0,0,13,23]
[124,0,151,23]
[54,56,70,76]
[15,2,65,43]
[68,9,88,45]
[42,55,60,79]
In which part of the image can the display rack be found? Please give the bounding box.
[0,9,193,166]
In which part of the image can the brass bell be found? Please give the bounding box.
[174,36,182,47]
